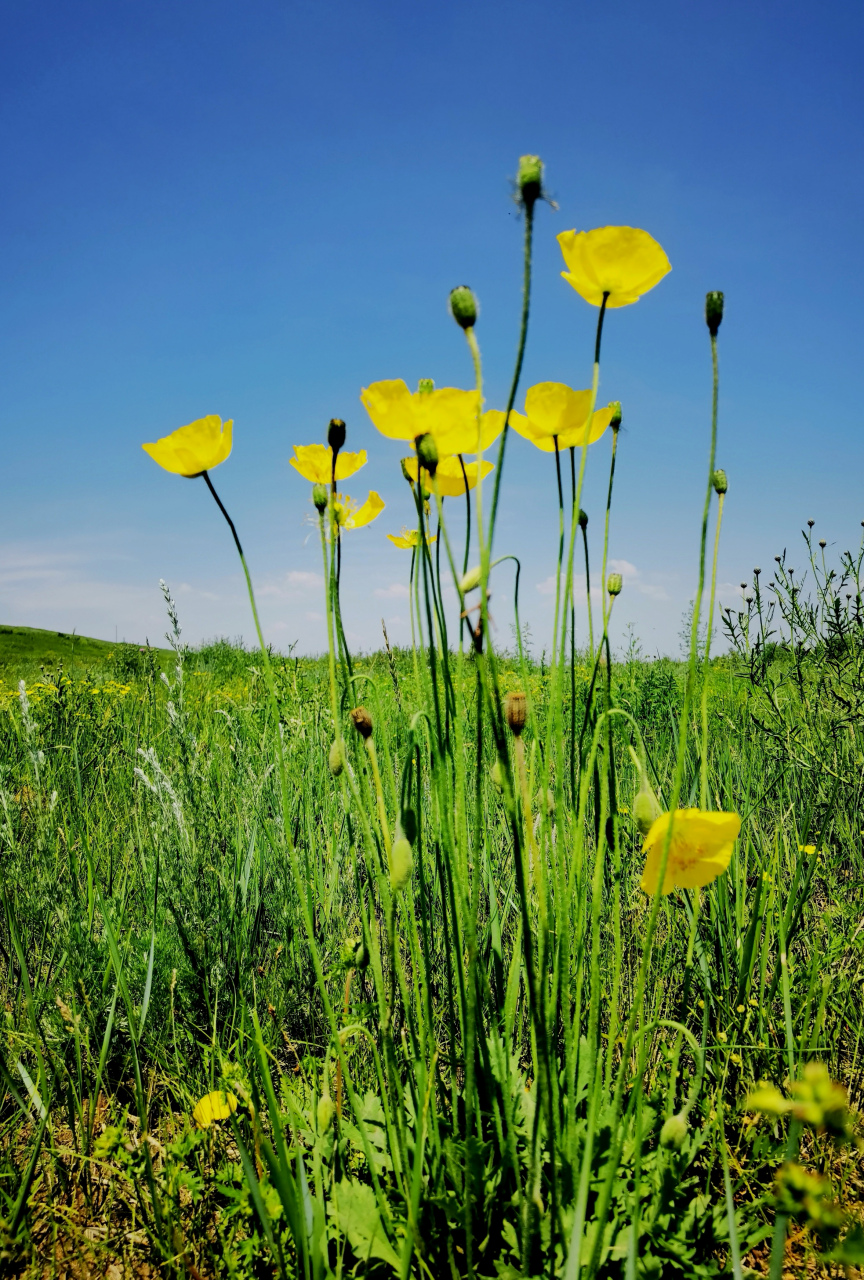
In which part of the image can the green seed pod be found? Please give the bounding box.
[449,285,478,330]
[490,759,504,793]
[415,432,438,477]
[390,836,414,892]
[317,1093,335,1132]
[460,564,482,594]
[712,468,728,495]
[609,401,622,430]
[400,458,415,485]
[705,291,724,337]
[660,1112,689,1149]
[312,484,329,513]
[400,807,417,845]
[517,154,544,208]
[327,418,346,454]
[328,739,344,777]
[607,573,623,597]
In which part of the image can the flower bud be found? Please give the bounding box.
[327,418,346,454]
[609,401,622,430]
[490,759,504,793]
[705,291,724,337]
[578,509,589,530]
[460,564,482,593]
[517,154,544,208]
[633,780,662,836]
[317,1093,335,1132]
[449,285,478,330]
[341,936,369,970]
[417,378,435,396]
[390,836,414,892]
[415,432,438,477]
[400,458,415,485]
[312,484,329,513]
[607,573,623,597]
[328,740,344,776]
[350,705,373,739]
[712,469,728,495]
[505,691,527,737]
[660,1112,689,1149]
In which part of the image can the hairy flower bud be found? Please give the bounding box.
[660,1112,689,1149]
[328,740,344,776]
[609,401,622,430]
[705,291,724,337]
[607,573,623,597]
[317,1093,335,1132]
[460,564,482,594]
[712,469,728,495]
[415,432,438,477]
[517,154,544,208]
[578,509,589,530]
[490,759,504,793]
[327,418,346,454]
[341,936,369,970]
[505,691,527,737]
[350,705,373,739]
[400,807,417,845]
[449,285,478,330]
[633,781,662,836]
[390,836,414,892]
[312,483,328,513]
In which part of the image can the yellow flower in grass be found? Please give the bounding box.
[193,1090,238,1129]
[333,491,385,530]
[640,808,741,895]
[290,443,367,484]
[142,415,233,476]
[387,528,436,549]
[360,379,501,455]
[401,454,494,496]
[557,227,671,308]
[509,383,616,452]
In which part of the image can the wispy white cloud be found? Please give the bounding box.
[374,582,410,599]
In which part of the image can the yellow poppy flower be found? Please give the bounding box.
[360,379,497,455]
[557,227,671,308]
[401,454,494,496]
[290,443,367,484]
[387,527,436,549]
[640,809,740,895]
[142,415,233,477]
[333,491,385,530]
[192,1089,238,1129]
[508,384,616,452]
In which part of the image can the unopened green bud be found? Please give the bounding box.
[327,418,346,454]
[400,458,414,485]
[578,509,589,530]
[490,759,504,793]
[312,484,328,513]
[517,154,544,208]
[633,782,662,836]
[317,1093,335,1132]
[712,469,728,495]
[609,401,622,430]
[449,285,478,330]
[390,836,414,892]
[328,740,344,776]
[460,564,482,593]
[415,432,438,477]
[417,378,435,396]
[705,291,724,337]
[607,573,623,597]
[660,1112,688,1149]
[341,936,369,970]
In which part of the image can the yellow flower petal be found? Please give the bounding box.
[360,380,417,440]
[387,527,436,549]
[435,456,494,497]
[290,444,367,484]
[557,227,671,309]
[339,490,384,530]
[360,380,481,452]
[142,416,233,477]
[192,1090,238,1129]
[640,809,741,895]
[510,395,614,452]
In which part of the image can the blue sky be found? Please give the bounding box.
[2,0,862,656]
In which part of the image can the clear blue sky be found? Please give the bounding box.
[2,0,862,656]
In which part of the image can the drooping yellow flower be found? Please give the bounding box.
[557,227,671,308]
[290,443,367,484]
[509,383,616,452]
[360,379,500,455]
[142,416,233,476]
[387,528,436,549]
[640,808,741,895]
[193,1090,238,1129]
[333,491,385,530]
[401,454,494,496]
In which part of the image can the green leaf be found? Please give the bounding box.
[331,1177,400,1271]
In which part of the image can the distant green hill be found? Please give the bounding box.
[0,625,170,676]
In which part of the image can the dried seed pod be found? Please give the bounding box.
[505,691,527,737]
[350,706,373,739]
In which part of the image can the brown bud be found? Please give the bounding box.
[505,691,527,737]
[350,706,373,739]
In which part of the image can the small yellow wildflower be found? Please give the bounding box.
[192,1090,238,1129]
[640,808,741,895]
[290,443,367,484]
[333,491,385,530]
[749,997,759,1007]
[387,528,436,549]
[736,1004,746,1013]
[509,383,616,452]
[142,415,233,476]
[731,1052,742,1067]
[361,379,497,455]
[557,226,671,308]
[401,454,494,496]
[717,1030,728,1043]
